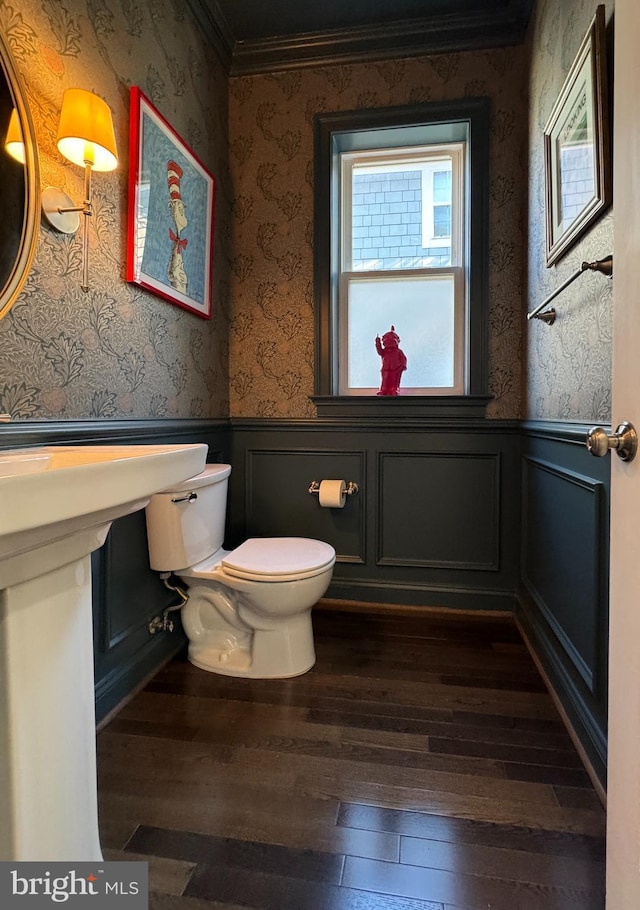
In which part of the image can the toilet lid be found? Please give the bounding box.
[222,537,335,581]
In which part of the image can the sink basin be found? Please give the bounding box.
[0,451,51,476]
[0,443,207,575]
[0,441,207,860]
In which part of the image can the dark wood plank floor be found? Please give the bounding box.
[96,605,606,910]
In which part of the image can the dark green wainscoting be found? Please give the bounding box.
[229,418,522,611]
[517,421,610,786]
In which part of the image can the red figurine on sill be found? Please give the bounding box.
[375,325,407,396]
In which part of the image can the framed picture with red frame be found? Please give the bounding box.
[126,87,215,318]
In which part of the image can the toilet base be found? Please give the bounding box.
[186,611,316,679]
[187,649,315,678]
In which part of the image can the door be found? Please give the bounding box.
[606,0,640,905]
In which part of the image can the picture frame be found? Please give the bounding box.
[543,5,610,267]
[126,86,215,318]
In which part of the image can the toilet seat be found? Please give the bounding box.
[183,537,335,583]
[223,538,335,582]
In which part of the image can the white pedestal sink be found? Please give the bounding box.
[0,443,207,860]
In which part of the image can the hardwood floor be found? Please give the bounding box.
[96,606,606,910]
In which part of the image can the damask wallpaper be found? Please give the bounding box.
[525,0,614,422]
[228,48,528,420]
[0,0,230,420]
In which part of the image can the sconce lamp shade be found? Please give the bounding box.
[5,108,25,164]
[56,88,118,171]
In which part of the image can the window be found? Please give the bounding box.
[314,101,490,412]
[341,145,464,394]
[427,165,453,245]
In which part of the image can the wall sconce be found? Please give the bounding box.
[5,109,25,164]
[41,88,118,293]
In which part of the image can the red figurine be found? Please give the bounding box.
[375,325,407,396]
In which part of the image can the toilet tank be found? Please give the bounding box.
[145,463,232,571]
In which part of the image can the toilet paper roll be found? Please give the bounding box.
[318,479,347,508]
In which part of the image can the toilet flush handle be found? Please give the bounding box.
[171,492,198,503]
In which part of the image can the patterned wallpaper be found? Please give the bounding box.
[2,1,607,424]
[0,0,230,420]
[228,48,528,420]
[525,0,614,422]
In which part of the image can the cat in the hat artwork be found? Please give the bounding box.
[127,87,216,319]
[166,159,189,296]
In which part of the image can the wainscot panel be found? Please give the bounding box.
[0,419,231,723]
[379,452,500,570]
[230,418,521,612]
[245,449,365,562]
[517,421,610,786]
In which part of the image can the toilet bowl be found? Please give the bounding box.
[145,465,336,678]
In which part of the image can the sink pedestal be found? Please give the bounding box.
[0,442,207,860]
[0,546,107,859]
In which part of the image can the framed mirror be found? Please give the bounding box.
[0,28,39,321]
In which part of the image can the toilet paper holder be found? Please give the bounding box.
[308,480,359,496]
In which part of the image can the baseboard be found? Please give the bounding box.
[515,614,607,807]
[316,597,512,619]
[326,579,517,612]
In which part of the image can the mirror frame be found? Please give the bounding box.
[0,29,39,321]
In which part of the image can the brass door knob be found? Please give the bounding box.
[586,421,638,462]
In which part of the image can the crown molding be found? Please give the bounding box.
[231,5,531,75]
[187,0,533,76]
[185,0,533,75]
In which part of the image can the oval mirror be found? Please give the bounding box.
[0,29,39,321]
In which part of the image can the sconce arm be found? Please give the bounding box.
[41,163,93,292]
[56,203,86,214]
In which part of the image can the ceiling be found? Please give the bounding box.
[188,0,536,74]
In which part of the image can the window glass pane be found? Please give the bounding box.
[433,204,451,237]
[351,165,423,272]
[433,169,451,204]
[346,275,455,390]
[347,153,457,273]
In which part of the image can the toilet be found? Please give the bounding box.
[145,464,336,678]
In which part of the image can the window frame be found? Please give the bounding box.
[313,99,491,416]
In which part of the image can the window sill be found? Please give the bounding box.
[311,395,492,419]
